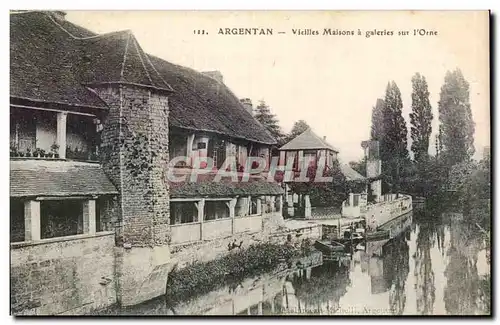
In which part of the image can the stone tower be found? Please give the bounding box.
[362,140,382,202]
[89,33,174,306]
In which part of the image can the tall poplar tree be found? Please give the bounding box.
[437,69,475,167]
[381,81,409,194]
[370,98,385,141]
[410,73,433,163]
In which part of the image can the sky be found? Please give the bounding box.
[65,11,490,162]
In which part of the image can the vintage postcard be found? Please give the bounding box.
[9,10,490,316]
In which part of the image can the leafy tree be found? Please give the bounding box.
[437,69,475,167]
[410,73,433,164]
[289,119,310,137]
[254,100,285,144]
[370,98,385,141]
[349,158,367,176]
[281,119,311,145]
[380,81,409,194]
[287,160,348,207]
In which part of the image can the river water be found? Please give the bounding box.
[116,206,491,316]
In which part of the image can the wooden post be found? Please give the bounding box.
[227,198,236,234]
[256,197,262,215]
[196,199,205,240]
[56,112,67,159]
[14,122,19,149]
[247,195,252,215]
[270,196,276,213]
[24,200,40,241]
[83,199,96,235]
[186,133,195,166]
[304,194,311,218]
[298,150,304,171]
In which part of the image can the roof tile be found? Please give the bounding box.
[280,128,339,152]
[10,160,118,197]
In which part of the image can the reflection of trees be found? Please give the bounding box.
[414,221,436,315]
[443,221,488,315]
[289,264,351,314]
[383,233,410,315]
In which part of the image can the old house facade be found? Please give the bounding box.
[10,11,284,315]
[279,128,339,172]
[278,128,366,219]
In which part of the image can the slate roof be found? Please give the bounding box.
[10,160,118,197]
[10,11,172,110]
[169,173,284,198]
[10,11,276,145]
[279,128,339,152]
[149,56,276,144]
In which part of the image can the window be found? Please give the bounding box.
[210,138,226,169]
[10,199,24,242]
[249,197,259,215]
[353,194,360,207]
[235,197,248,217]
[169,135,188,160]
[204,201,229,221]
[10,110,36,154]
[66,114,98,161]
[274,196,282,212]
[262,196,276,214]
[40,200,83,239]
[170,202,198,225]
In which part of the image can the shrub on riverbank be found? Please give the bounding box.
[166,243,298,303]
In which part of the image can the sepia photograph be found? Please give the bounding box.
[8,10,491,316]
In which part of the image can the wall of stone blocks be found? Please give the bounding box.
[170,212,322,271]
[95,85,170,247]
[10,233,116,315]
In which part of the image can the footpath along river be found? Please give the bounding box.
[110,206,490,316]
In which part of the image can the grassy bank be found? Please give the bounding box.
[166,242,301,303]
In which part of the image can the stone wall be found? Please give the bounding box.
[96,85,170,247]
[365,195,412,231]
[171,212,322,271]
[10,233,116,315]
[93,84,172,306]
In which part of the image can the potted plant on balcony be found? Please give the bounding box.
[66,146,72,159]
[39,149,46,158]
[10,145,18,157]
[51,143,60,158]
[25,148,32,157]
[73,147,80,160]
[33,148,41,158]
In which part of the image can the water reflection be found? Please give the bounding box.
[442,213,490,315]
[112,207,490,316]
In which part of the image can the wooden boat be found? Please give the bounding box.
[413,196,426,204]
[314,240,352,263]
[365,230,390,242]
[314,239,346,253]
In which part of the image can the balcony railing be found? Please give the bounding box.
[10,106,100,162]
[170,215,263,245]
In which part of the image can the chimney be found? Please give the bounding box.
[240,98,253,116]
[202,70,224,83]
[323,136,326,141]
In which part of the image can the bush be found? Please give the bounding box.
[166,243,298,303]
